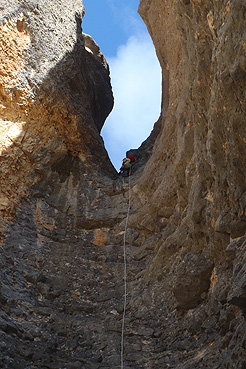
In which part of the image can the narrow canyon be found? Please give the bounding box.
[0,0,245,368]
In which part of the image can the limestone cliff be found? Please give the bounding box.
[0,0,246,368]
[0,0,114,225]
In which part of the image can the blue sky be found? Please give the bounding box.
[82,0,161,170]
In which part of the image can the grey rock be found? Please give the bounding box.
[0,0,246,368]
[172,253,214,309]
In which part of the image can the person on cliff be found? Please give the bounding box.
[119,155,135,176]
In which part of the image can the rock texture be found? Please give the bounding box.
[0,0,246,368]
[0,0,114,226]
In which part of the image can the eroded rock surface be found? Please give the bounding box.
[0,0,246,368]
[0,0,115,225]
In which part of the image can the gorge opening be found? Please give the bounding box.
[82,0,162,170]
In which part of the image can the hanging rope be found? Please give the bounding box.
[121,168,131,369]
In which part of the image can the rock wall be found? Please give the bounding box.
[0,0,246,368]
[0,0,114,226]
[128,0,246,367]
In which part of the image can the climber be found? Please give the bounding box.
[119,155,135,176]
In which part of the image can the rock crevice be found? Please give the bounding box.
[0,0,245,368]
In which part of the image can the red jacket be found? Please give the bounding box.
[127,156,135,163]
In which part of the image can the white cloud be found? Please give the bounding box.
[101,33,162,170]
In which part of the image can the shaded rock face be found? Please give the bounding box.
[0,1,246,369]
[0,0,115,225]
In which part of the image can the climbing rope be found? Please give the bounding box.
[121,168,131,369]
